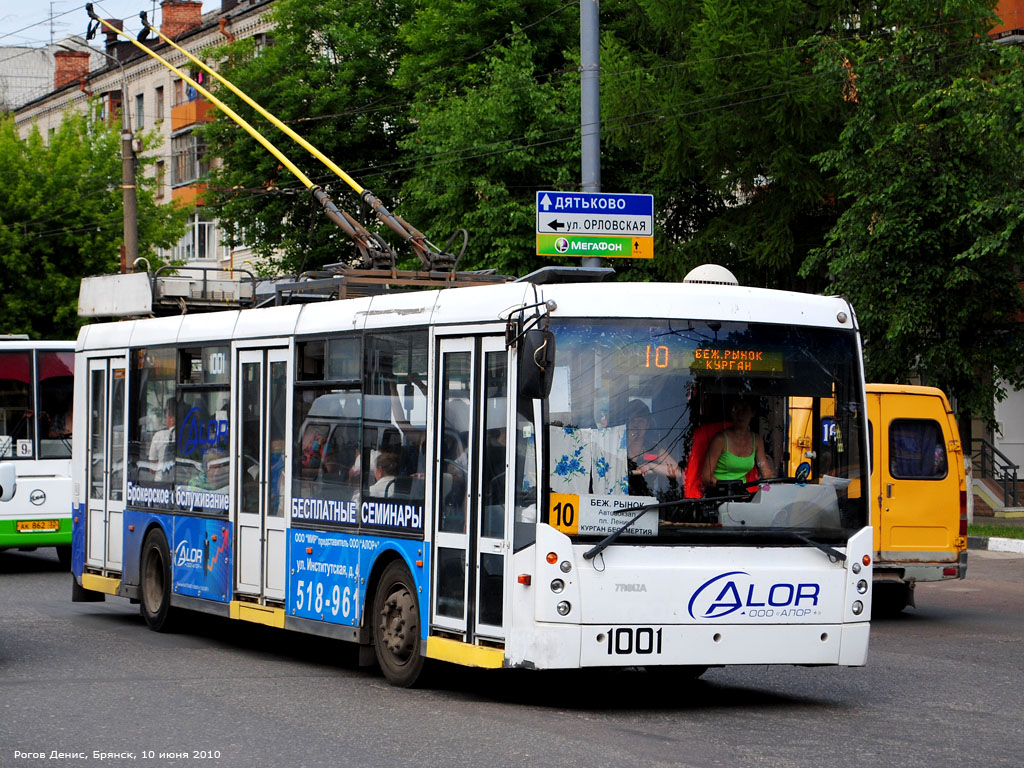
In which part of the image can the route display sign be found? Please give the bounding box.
[536,191,654,259]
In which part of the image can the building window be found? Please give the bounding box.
[155,86,164,121]
[101,91,122,126]
[173,78,183,107]
[171,131,208,186]
[166,213,219,262]
[155,161,165,200]
[135,93,144,130]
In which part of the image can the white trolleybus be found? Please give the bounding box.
[70,267,872,686]
[0,337,75,568]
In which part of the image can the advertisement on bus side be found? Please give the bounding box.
[172,517,231,602]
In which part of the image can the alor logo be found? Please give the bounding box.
[179,406,229,457]
[688,571,821,619]
[175,539,203,567]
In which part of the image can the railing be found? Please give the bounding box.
[972,438,1019,508]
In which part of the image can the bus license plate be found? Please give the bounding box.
[17,520,59,532]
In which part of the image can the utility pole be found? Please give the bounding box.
[580,0,601,268]
[121,122,137,272]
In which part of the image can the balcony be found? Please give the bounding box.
[171,96,215,131]
[172,183,208,207]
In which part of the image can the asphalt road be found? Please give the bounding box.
[1,548,1021,768]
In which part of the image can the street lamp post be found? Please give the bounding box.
[58,37,137,271]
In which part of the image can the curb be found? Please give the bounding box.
[967,536,1024,555]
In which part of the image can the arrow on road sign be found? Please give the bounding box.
[548,219,565,230]
[539,194,553,211]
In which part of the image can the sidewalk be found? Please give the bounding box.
[968,513,1024,555]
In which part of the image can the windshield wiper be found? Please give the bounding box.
[582,494,749,561]
[777,530,847,562]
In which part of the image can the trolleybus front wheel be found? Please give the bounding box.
[140,528,177,632]
[372,560,424,687]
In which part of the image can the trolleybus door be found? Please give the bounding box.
[85,357,127,572]
[234,347,290,602]
[433,337,510,642]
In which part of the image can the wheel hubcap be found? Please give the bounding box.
[379,586,417,660]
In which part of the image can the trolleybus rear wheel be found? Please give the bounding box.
[372,560,424,687]
[140,528,177,632]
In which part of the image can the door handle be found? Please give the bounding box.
[887,483,893,498]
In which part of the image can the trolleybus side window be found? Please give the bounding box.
[294,337,362,524]
[129,347,176,503]
[175,346,231,513]
[362,331,427,510]
[293,336,363,521]
[512,390,538,550]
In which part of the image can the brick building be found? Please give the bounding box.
[13,0,275,271]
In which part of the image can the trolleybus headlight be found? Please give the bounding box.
[546,552,558,564]
[556,601,571,616]
[550,578,565,594]
[559,560,572,573]
[851,600,864,615]
[851,562,861,574]
[856,579,868,594]
[862,555,871,566]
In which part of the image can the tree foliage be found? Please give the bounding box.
[200,0,1024,420]
[0,109,186,339]
[202,0,413,274]
[804,1,1024,422]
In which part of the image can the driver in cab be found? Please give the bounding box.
[702,398,775,497]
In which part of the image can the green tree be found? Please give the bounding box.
[202,0,413,274]
[599,0,849,287]
[0,109,186,339]
[397,29,580,276]
[804,2,1024,424]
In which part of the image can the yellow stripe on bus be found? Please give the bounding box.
[81,573,121,595]
[425,637,505,668]
[228,602,286,629]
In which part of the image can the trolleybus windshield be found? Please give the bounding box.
[544,319,867,543]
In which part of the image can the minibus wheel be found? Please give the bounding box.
[140,528,177,632]
[372,560,424,687]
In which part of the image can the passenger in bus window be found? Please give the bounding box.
[369,452,400,497]
[626,399,681,497]
[702,398,774,496]
[148,400,176,482]
[202,446,229,490]
[269,438,286,515]
[47,400,73,438]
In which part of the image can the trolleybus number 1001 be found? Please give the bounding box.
[603,627,663,655]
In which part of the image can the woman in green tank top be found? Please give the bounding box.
[701,399,775,494]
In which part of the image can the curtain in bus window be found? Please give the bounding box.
[889,419,947,479]
[37,351,74,458]
[0,351,33,457]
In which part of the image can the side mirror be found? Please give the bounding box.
[0,462,16,502]
[518,329,555,400]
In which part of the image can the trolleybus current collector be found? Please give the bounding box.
[69,271,873,686]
